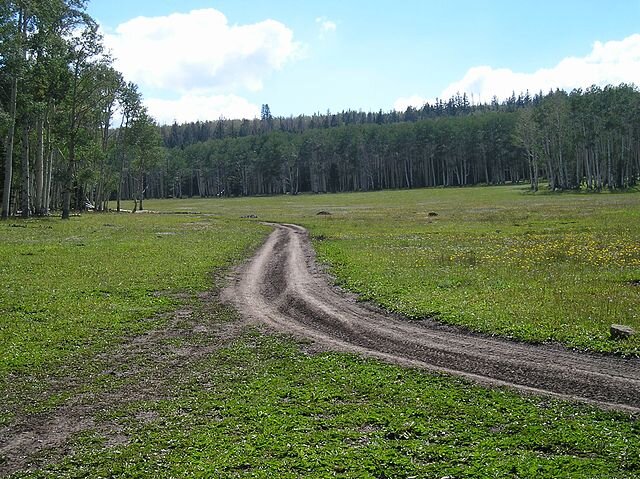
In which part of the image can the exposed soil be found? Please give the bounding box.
[224,223,640,414]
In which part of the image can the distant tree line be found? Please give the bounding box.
[160,91,538,149]
[3,0,638,219]
[0,0,162,219]
[160,85,640,198]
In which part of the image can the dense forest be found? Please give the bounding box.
[0,0,161,219]
[1,1,639,217]
[158,85,640,198]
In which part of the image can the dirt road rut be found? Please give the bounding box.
[225,223,640,413]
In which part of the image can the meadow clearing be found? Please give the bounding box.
[1,185,639,477]
[149,185,640,355]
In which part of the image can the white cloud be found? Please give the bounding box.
[315,16,337,36]
[394,95,429,112]
[395,33,640,109]
[104,8,302,94]
[146,94,261,125]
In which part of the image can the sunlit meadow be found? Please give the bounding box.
[148,184,640,355]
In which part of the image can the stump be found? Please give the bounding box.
[610,324,636,340]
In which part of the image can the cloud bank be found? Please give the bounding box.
[395,33,640,111]
[104,8,302,123]
[145,94,261,125]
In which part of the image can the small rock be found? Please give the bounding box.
[610,324,636,340]
[316,211,331,216]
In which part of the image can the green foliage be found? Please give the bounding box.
[0,1,144,218]
[158,86,640,199]
[0,105,9,136]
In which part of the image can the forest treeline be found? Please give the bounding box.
[1,1,639,218]
[161,85,640,198]
[0,0,161,219]
[160,92,535,149]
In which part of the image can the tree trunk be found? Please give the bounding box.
[43,138,53,215]
[62,145,74,219]
[42,109,53,215]
[62,173,72,219]
[21,125,30,218]
[117,136,125,212]
[35,118,44,215]
[139,171,144,210]
[1,77,18,220]
[607,137,613,189]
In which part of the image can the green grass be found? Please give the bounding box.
[2,187,640,478]
[146,185,640,355]
[12,332,639,478]
[0,213,266,419]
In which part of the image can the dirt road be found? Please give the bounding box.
[224,223,640,413]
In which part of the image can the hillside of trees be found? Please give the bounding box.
[2,2,639,218]
[160,92,535,149]
[0,0,161,219]
[160,85,640,198]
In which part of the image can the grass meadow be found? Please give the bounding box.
[0,214,266,422]
[148,185,640,355]
[1,185,639,477]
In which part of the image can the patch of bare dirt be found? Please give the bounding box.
[223,223,640,414]
[0,293,247,477]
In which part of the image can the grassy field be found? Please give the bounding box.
[147,185,640,355]
[0,214,266,424]
[13,330,640,478]
[2,185,640,477]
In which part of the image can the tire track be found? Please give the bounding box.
[224,223,640,413]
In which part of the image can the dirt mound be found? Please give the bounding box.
[224,224,640,413]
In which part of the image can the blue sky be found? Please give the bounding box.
[87,0,640,124]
